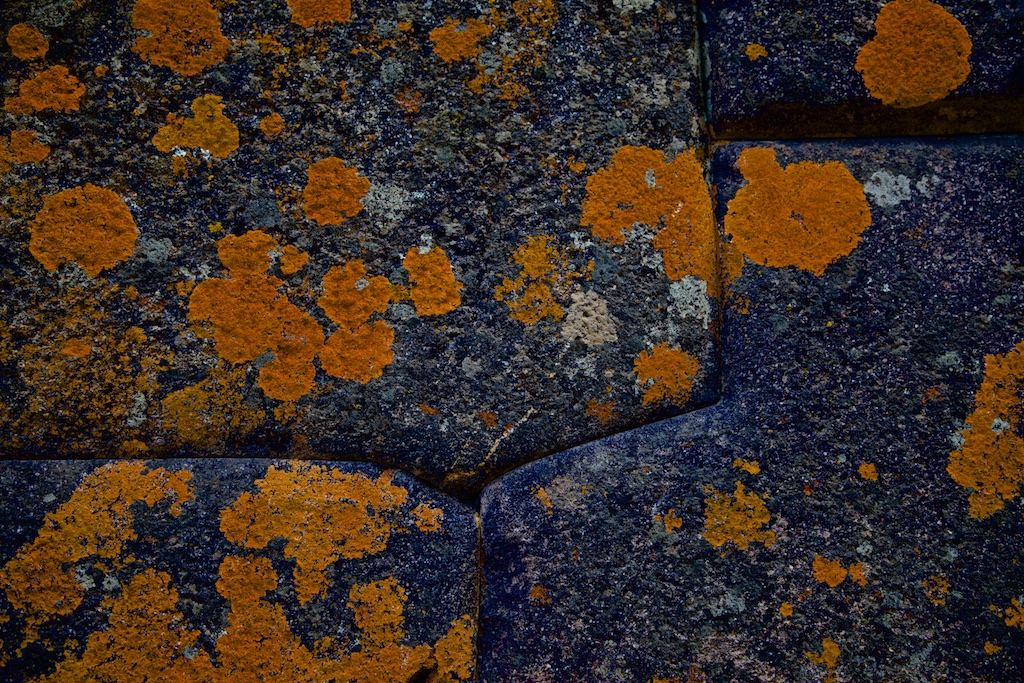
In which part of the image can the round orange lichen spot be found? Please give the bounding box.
[320,320,395,383]
[4,66,85,114]
[9,129,50,164]
[404,247,462,316]
[152,94,239,159]
[745,43,768,61]
[858,462,879,481]
[303,157,370,226]
[131,0,230,76]
[288,0,352,28]
[856,0,972,108]
[279,245,308,274]
[6,23,48,60]
[724,146,871,276]
[319,260,392,330]
[429,18,494,63]
[60,337,92,359]
[633,343,700,406]
[217,230,279,275]
[28,184,138,277]
[259,111,285,137]
[812,554,848,587]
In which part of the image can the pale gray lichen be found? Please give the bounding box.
[668,276,711,330]
[863,170,912,207]
[562,291,618,347]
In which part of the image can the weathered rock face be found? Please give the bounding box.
[0,0,714,496]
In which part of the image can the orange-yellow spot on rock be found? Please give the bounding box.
[813,555,848,587]
[848,562,868,586]
[581,146,717,284]
[318,260,395,383]
[495,234,579,325]
[219,463,408,604]
[434,615,476,681]
[349,578,408,646]
[585,397,615,425]
[725,146,872,276]
[303,157,371,226]
[947,340,1024,518]
[188,230,325,401]
[534,486,553,513]
[29,183,138,277]
[404,247,462,316]
[529,584,552,604]
[152,94,239,159]
[429,18,494,62]
[855,0,972,108]
[858,462,879,480]
[131,0,230,76]
[733,458,761,475]
[9,130,50,164]
[288,0,352,28]
[321,320,395,383]
[4,65,85,114]
[280,245,308,274]
[6,24,48,60]
[161,363,266,447]
[780,602,794,617]
[633,343,699,406]
[320,260,392,331]
[806,638,840,683]
[998,598,1024,629]
[985,641,1002,655]
[701,481,776,550]
[259,111,285,137]
[478,411,499,428]
[655,508,683,534]
[923,575,950,605]
[0,462,193,641]
[745,42,768,61]
[412,502,444,533]
[60,337,91,358]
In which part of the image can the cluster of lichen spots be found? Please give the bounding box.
[131,0,230,76]
[654,508,683,534]
[806,638,841,683]
[812,555,868,588]
[404,247,463,316]
[4,66,85,114]
[584,397,615,425]
[947,339,1024,518]
[856,0,972,108]
[160,362,266,448]
[6,24,47,60]
[494,234,582,325]
[633,343,700,406]
[259,111,286,138]
[188,230,326,401]
[744,42,767,61]
[219,463,408,604]
[412,502,445,533]
[318,260,396,383]
[922,575,951,605]
[303,157,371,226]
[0,130,50,173]
[701,481,775,551]
[858,462,879,480]
[724,146,872,276]
[429,18,494,62]
[28,184,138,277]
[992,598,1024,629]
[152,94,239,159]
[0,462,193,644]
[288,0,352,28]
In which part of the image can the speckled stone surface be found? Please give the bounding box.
[0,459,478,682]
[479,137,1024,682]
[0,0,714,497]
[702,0,1024,137]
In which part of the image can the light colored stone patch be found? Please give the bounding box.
[863,170,912,207]
[562,291,617,346]
[613,0,654,15]
[669,276,711,330]
[916,173,942,198]
[362,183,420,232]
[544,475,587,512]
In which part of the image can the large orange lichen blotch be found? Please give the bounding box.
[947,340,1024,518]
[724,146,872,276]
[288,0,352,28]
[701,481,776,550]
[318,260,395,383]
[812,555,849,587]
[219,463,408,604]
[259,112,285,137]
[855,0,972,108]
[0,462,193,639]
[633,343,700,406]
[348,578,408,646]
[581,146,717,283]
[495,234,579,325]
[152,94,239,159]
[29,184,138,277]
[7,23,48,60]
[430,18,494,62]
[303,157,371,226]
[404,247,463,316]
[131,0,230,76]
[806,638,841,683]
[9,130,50,163]
[4,66,85,114]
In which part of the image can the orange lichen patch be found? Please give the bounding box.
[633,343,700,406]
[812,555,849,588]
[404,247,462,316]
[131,0,230,76]
[585,397,615,425]
[280,245,308,274]
[60,337,91,358]
[494,234,580,325]
[433,615,476,681]
[947,340,1024,518]
[29,184,137,277]
[319,260,392,330]
[478,411,499,428]
[320,320,395,383]
[260,111,285,137]
[724,146,872,276]
[394,88,424,114]
[4,66,85,114]
[985,641,1002,655]
[303,157,371,226]
[152,94,239,159]
[349,578,408,646]
[780,602,794,617]
[411,502,444,533]
[9,130,50,163]
[288,0,352,27]
[534,486,553,513]
[923,575,951,605]
[219,463,408,604]
[654,508,683,534]
[701,481,776,550]
[733,458,761,475]
[806,638,840,683]
[529,584,552,604]
[855,0,972,108]
[429,18,494,62]
[581,146,717,284]
[6,24,48,60]
[745,42,768,61]
[0,462,193,641]
[189,230,325,401]
[848,563,868,587]
[995,598,1024,629]
[858,462,879,480]
[161,363,265,447]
